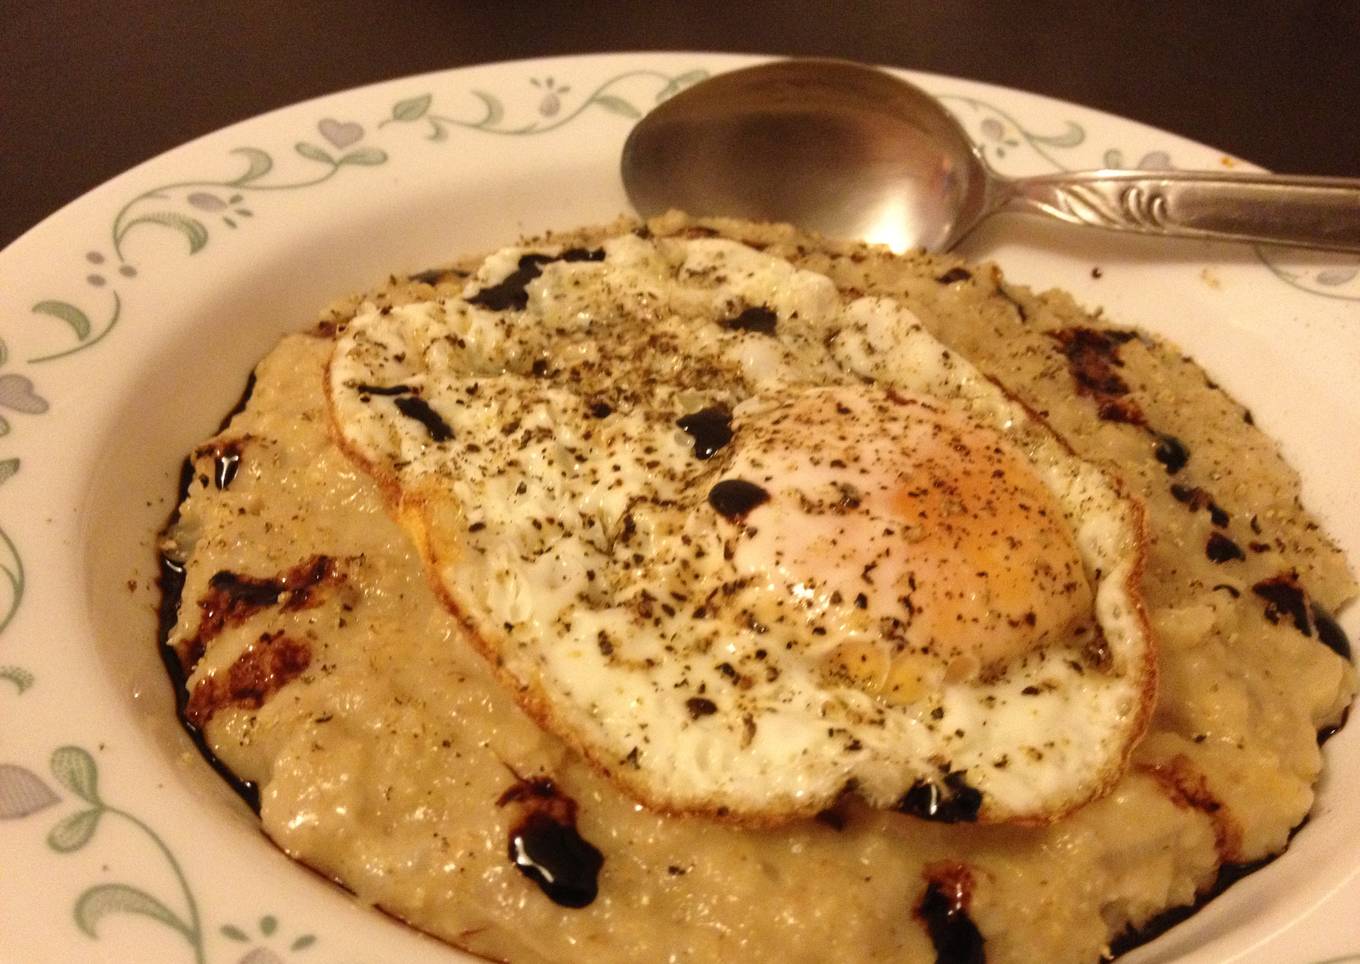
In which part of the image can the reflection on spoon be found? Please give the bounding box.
[622,59,1360,253]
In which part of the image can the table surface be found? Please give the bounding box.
[4,1,1358,249]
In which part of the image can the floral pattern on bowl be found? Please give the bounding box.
[0,53,1356,964]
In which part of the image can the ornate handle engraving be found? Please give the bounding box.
[1005,171,1360,252]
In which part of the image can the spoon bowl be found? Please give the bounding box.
[623,59,989,251]
[623,59,1360,253]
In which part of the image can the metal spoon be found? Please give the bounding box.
[621,59,1360,253]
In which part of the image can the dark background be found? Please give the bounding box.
[5,1,1358,249]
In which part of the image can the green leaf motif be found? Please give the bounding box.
[392,93,432,122]
[259,914,277,935]
[295,141,336,165]
[123,212,210,254]
[656,68,708,101]
[291,934,318,951]
[75,883,190,940]
[0,458,17,486]
[50,745,101,804]
[338,146,388,167]
[1029,120,1085,149]
[0,665,34,693]
[0,762,56,816]
[589,94,642,119]
[220,923,250,942]
[47,807,102,852]
[470,90,504,127]
[32,301,92,341]
[229,147,274,185]
[0,336,8,366]
[0,416,8,438]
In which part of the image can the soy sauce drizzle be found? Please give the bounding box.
[193,438,245,490]
[1311,603,1352,660]
[1106,853,1279,959]
[393,396,454,442]
[157,454,261,813]
[1169,483,1229,527]
[1252,573,1312,635]
[707,479,770,519]
[915,865,986,964]
[719,304,778,334]
[175,555,337,673]
[467,247,605,311]
[897,771,982,823]
[1153,433,1190,474]
[213,444,242,490]
[676,406,733,460]
[1048,326,1145,426]
[497,776,604,908]
[1205,533,1245,563]
[407,266,468,285]
[353,382,415,397]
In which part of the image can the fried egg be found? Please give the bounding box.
[326,230,1154,824]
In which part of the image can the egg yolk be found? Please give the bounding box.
[724,388,1094,698]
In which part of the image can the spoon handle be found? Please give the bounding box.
[1002,170,1360,253]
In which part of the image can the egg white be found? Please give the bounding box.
[326,231,1154,824]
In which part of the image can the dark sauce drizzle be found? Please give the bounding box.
[1048,327,1205,476]
[1312,603,1353,660]
[159,372,264,810]
[915,869,986,964]
[407,266,469,286]
[1106,854,1275,959]
[497,776,604,908]
[993,285,1028,322]
[216,371,257,431]
[353,382,415,397]
[707,479,770,519]
[393,396,454,443]
[897,771,982,823]
[156,367,306,814]
[676,406,733,460]
[1047,327,1145,426]
[156,544,262,812]
[213,444,242,490]
[192,439,245,490]
[466,247,605,311]
[1318,703,1350,745]
[1246,578,1353,741]
[1252,574,1312,635]
[1205,532,1245,563]
[160,377,265,813]
[1152,433,1190,474]
[719,305,778,334]
[1169,483,1229,527]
